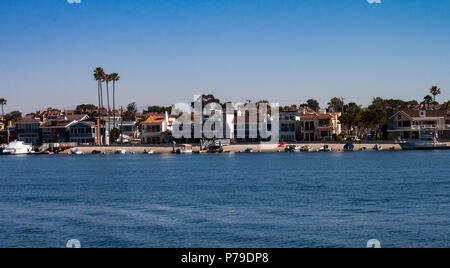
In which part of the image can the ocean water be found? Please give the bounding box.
[0,151,449,248]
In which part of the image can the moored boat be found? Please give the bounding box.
[319,145,333,152]
[300,145,313,152]
[115,149,127,154]
[399,129,449,150]
[176,144,193,154]
[284,145,300,152]
[70,148,84,155]
[1,141,34,155]
[373,145,383,151]
[343,142,355,152]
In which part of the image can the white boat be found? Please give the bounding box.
[176,144,193,154]
[399,129,449,150]
[115,149,127,154]
[2,141,34,155]
[284,145,300,152]
[300,145,314,152]
[70,148,84,155]
[144,148,155,154]
[373,145,383,151]
[319,145,333,152]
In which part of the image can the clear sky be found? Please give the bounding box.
[1,0,450,113]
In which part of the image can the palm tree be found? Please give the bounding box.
[93,67,106,115]
[104,74,113,143]
[429,86,442,102]
[110,73,120,128]
[0,98,6,124]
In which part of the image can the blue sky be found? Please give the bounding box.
[1,0,450,113]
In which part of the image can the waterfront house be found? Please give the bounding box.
[279,107,317,142]
[68,121,99,144]
[300,113,342,142]
[40,120,77,143]
[387,110,450,140]
[15,118,40,145]
[0,122,4,132]
[141,113,169,144]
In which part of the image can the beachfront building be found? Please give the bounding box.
[105,120,139,143]
[233,110,272,143]
[15,118,40,145]
[141,113,170,144]
[40,120,77,143]
[387,110,450,140]
[0,122,4,131]
[279,106,317,142]
[300,113,342,142]
[68,121,99,144]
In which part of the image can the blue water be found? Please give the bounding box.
[0,151,449,248]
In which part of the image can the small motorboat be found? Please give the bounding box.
[344,142,355,152]
[285,145,300,152]
[115,149,127,154]
[144,148,155,154]
[176,144,193,154]
[373,145,383,151]
[207,145,227,153]
[278,142,287,148]
[319,145,333,152]
[300,145,313,152]
[70,148,84,155]
[245,148,254,153]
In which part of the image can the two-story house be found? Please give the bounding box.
[300,113,341,142]
[15,118,40,145]
[387,110,450,140]
[141,113,169,144]
[68,121,99,144]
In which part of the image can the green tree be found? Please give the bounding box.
[122,102,137,121]
[5,110,22,124]
[0,98,6,124]
[75,104,97,114]
[145,106,172,114]
[304,99,320,113]
[340,102,362,130]
[328,97,344,113]
[110,128,121,144]
[423,95,433,105]
[430,86,441,102]
[441,100,450,110]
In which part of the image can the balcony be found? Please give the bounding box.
[390,125,444,131]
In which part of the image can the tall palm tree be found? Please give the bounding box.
[0,98,6,124]
[93,67,106,115]
[104,74,113,143]
[429,86,442,102]
[110,73,120,128]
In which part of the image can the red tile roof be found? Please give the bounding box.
[301,114,332,120]
[141,114,165,124]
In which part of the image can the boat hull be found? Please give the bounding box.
[399,142,450,151]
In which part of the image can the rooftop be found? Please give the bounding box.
[141,113,165,124]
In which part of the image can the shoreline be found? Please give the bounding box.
[67,143,406,154]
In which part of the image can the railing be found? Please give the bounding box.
[390,125,443,131]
